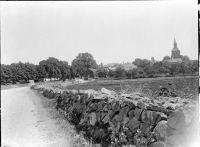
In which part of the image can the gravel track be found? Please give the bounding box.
[1,87,74,147]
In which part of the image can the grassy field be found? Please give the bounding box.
[2,77,199,100]
[64,77,199,100]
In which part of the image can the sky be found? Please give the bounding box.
[1,1,198,66]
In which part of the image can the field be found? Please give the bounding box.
[59,77,199,100]
[2,77,199,100]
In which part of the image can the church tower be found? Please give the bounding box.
[171,38,180,59]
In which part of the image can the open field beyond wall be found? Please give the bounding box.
[2,76,199,100]
[62,77,199,100]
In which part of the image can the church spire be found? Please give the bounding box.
[174,38,177,48]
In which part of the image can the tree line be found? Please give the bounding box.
[1,52,198,85]
[96,56,198,79]
[1,53,98,85]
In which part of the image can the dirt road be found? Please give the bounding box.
[1,87,75,147]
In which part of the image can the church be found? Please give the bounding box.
[169,38,182,63]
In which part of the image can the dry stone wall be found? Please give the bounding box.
[30,85,199,147]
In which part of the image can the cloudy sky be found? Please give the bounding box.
[1,1,198,65]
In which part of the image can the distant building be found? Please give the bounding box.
[103,63,119,71]
[168,58,182,63]
[103,62,137,71]
[84,68,98,79]
[121,63,137,71]
[168,38,182,63]
[171,38,181,59]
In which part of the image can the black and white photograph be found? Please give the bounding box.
[1,1,199,147]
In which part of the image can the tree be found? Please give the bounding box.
[97,68,108,78]
[60,61,70,80]
[108,70,115,78]
[151,57,155,62]
[182,55,190,62]
[71,53,98,77]
[132,58,143,67]
[115,66,126,78]
[36,65,47,81]
[163,56,170,61]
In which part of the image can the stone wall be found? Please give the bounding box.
[30,85,199,147]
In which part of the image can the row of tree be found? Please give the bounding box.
[1,52,198,85]
[1,53,98,85]
[95,59,198,79]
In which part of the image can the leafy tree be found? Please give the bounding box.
[71,53,98,77]
[151,57,155,62]
[60,61,70,80]
[97,68,108,78]
[36,65,47,81]
[115,66,126,78]
[182,55,190,62]
[163,56,170,61]
[108,70,115,78]
[131,69,139,79]
[70,66,76,79]
[132,58,143,67]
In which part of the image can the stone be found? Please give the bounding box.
[112,101,121,112]
[122,117,130,126]
[141,109,148,123]
[119,106,130,118]
[100,112,107,120]
[101,87,115,95]
[140,122,151,136]
[155,112,167,125]
[141,97,152,103]
[134,107,142,120]
[70,89,78,95]
[137,100,146,109]
[89,112,97,126]
[128,117,141,133]
[102,113,110,124]
[94,94,107,100]
[90,103,98,111]
[97,101,107,111]
[111,114,122,127]
[163,102,176,110]
[96,112,101,122]
[154,120,173,141]
[79,113,89,124]
[128,110,135,119]
[127,101,136,110]
[167,109,192,131]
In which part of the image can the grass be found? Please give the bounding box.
[58,77,199,100]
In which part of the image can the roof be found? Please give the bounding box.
[172,47,180,51]
[88,68,98,73]
[172,38,180,51]
[103,63,118,68]
[169,58,182,63]
[122,63,137,70]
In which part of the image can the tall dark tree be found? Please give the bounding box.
[60,61,70,80]
[71,53,98,77]
[132,58,143,67]
[115,66,126,78]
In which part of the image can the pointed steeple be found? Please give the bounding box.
[173,38,177,48]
